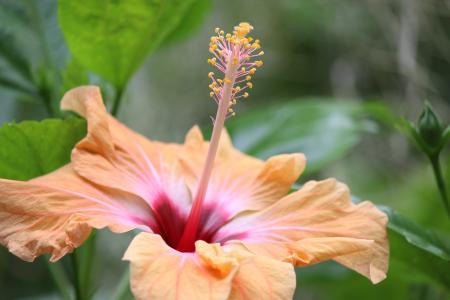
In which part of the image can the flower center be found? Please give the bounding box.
[175,23,263,252]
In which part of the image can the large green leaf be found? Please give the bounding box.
[0,0,69,115]
[161,0,211,46]
[381,206,450,288]
[58,0,204,88]
[60,58,89,95]
[0,118,86,180]
[227,99,384,174]
[0,31,32,81]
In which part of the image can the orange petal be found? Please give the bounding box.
[61,87,190,245]
[62,86,186,202]
[181,126,305,235]
[216,179,389,284]
[0,165,154,262]
[60,85,114,157]
[226,246,296,300]
[123,233,239,300]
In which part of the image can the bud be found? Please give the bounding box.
[444,125,450,146]
[417,102,443,153]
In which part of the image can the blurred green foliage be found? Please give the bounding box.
[0,0,449,299]
[227,99,384,174]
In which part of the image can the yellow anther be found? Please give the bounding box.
[234,22,254,39]
[207,23,262,109]
[215,28,220,33]
[231,112,236,117]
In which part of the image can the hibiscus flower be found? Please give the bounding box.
[0,23,388,300]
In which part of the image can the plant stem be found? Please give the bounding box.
[45,259,71,300]
[71,252,83,300]
[111,87,124,117]
[80,231,97,300]
[429,154,450,221]
[113,268,132,300]
[40,93,54,117]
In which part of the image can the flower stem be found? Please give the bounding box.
[428,154,450,221]
[45,258,71,300]
[79,231,97,300]
[113,268,132,300]
[70,252,83,300]
[111,86,125,117]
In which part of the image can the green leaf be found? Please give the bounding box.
[381,205,450,288]
[161,0,211,46]
[397,117,424,149]
[0,30,32,81]
[0,118,86,180]
[0,72,36,96]
[0,0,69,114]
[227,99,382,174]
[60,58,89,95]
[58,0,203,88]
